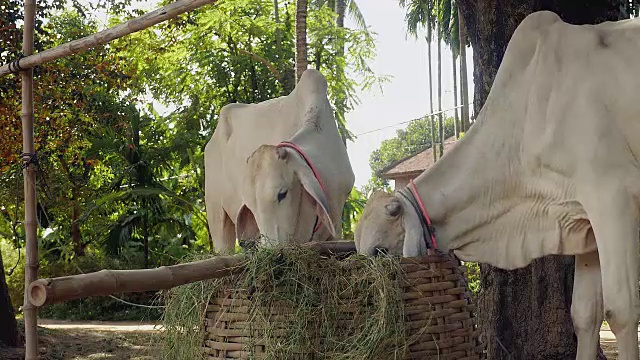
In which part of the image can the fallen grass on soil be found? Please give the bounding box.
[161,244,409,359]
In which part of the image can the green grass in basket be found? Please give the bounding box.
[160,244,409,360]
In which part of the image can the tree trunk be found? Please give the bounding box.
[0,249,21,347]
[295,0,308,83]
[71,200,84,257]
[454,1,628,359]
[452,51,459,139]
[457,0,625,118]
[273,0,281,58]
[437,20,443,158]
[427,15,435,163]
[458,9,470,132]
[335,0,347,145]
[143,214,149,269]
[477,257,604,359]
[336,0,345,28]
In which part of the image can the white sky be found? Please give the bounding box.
[88,0,475,189]
[343,1,474,188]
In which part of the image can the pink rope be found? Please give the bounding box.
[276,141,326,233]
[409,179,437,249]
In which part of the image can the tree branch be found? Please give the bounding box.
[237,48,281,80]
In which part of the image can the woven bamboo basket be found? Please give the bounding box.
[202,249,484,359]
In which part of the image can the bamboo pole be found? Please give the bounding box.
[28,254,247,307]
[0,0,219,78]
[304,240,356,256]
[21,0,39,358]
[28,241,356,307]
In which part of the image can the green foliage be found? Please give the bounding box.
[368,117,455,189]
[116,0,386,143]
[464,261,480,298]
[341,187,367,239]
[1,240,23,312]
[40,291,161,321]
[398,0,466,56]
[1,8,139,260]
[2,240,163,320]
[398,0,432,40]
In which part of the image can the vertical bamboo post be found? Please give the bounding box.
[21,0,39,359]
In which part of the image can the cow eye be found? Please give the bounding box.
[277,189,288,202]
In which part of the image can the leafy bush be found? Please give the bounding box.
[40,291,162,321]
[2,240,24,313]
[2,241,163,321]
[464,261,481,297]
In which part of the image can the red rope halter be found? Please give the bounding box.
[275,141,326,234]
[409,179,437,249]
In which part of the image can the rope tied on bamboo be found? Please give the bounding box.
[21,152,38,169]
[7,53,26,74]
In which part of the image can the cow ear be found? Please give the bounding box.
[399,197,427,257]
[235,205,260,241]
[384,198,403,217]
[295,166,336,238]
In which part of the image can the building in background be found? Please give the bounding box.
[379,136,458,189]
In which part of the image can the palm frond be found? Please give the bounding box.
[347,0,368,29]
[104,212,143,256]
[310,0,328,9]
[403,0,432,38]
[440,0,452,41]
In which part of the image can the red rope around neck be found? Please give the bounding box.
[409,179,437,249]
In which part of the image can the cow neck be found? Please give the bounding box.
[275,141,324,236]
[409,112,522,253]
[397,179,437,249]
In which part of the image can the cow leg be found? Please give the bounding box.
[582,189,639,360]
[571,251,603,360]
[209,207,237,254]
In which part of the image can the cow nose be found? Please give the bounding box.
[373,247,388,257]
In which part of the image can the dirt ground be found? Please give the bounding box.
[0,320,635,359]
[598,323,640,360]
[601,339,618,359]
[0,320,160,360]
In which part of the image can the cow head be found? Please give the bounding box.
[236,145,336,246]
[354,190,430,257]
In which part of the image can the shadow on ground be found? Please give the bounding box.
[0,326,155,360]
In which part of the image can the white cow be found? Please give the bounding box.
[355,11,640,360]
[204,69,354,254]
